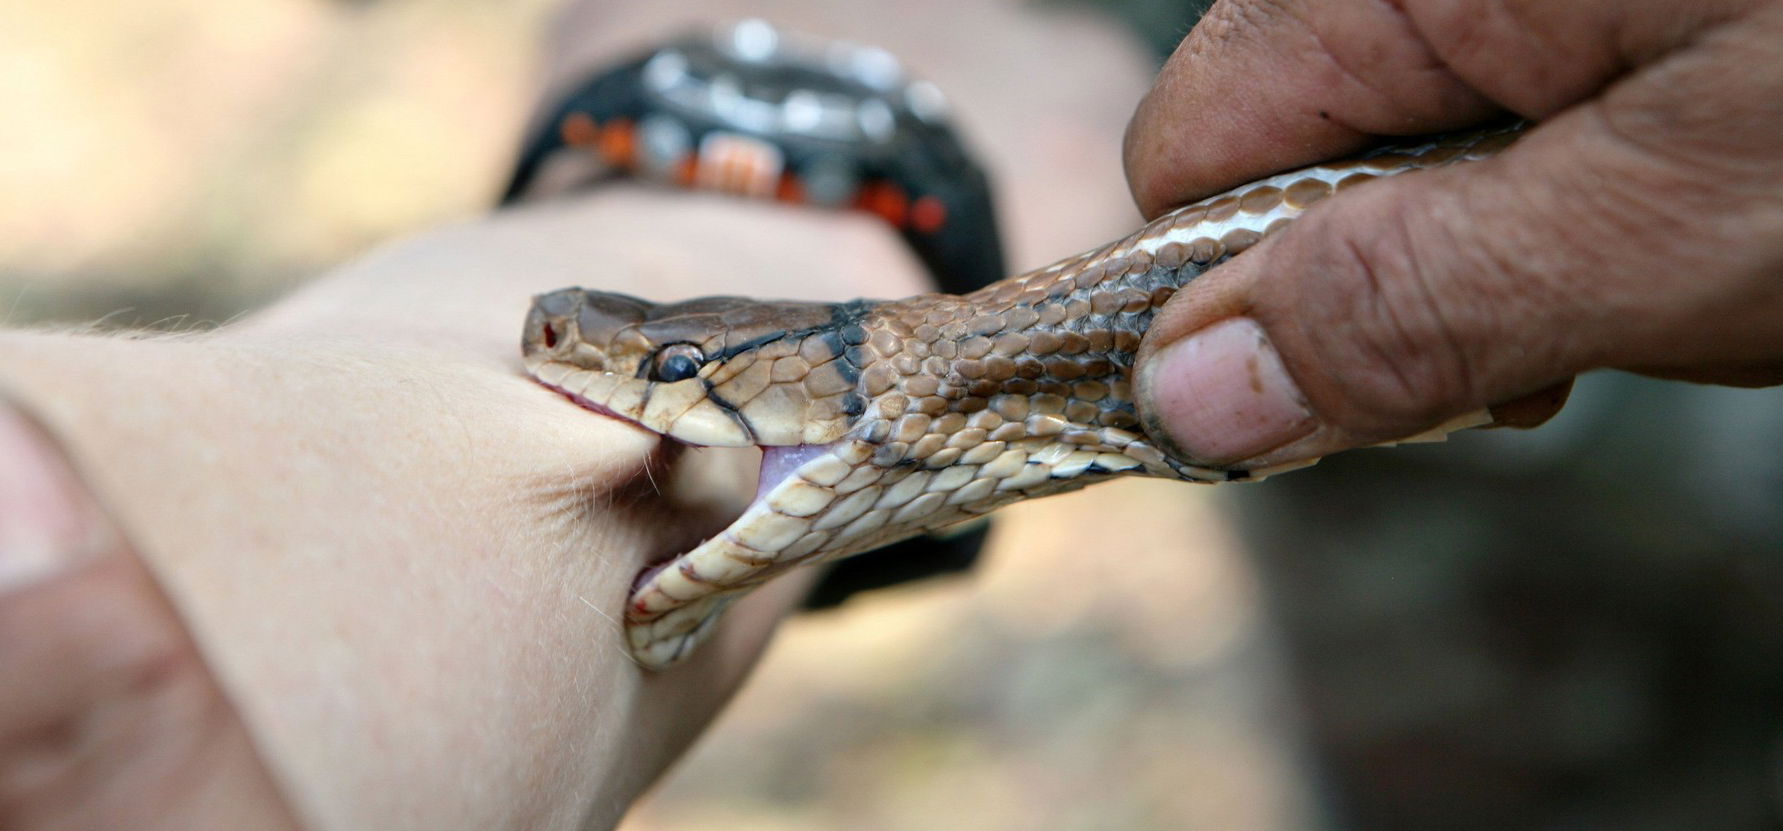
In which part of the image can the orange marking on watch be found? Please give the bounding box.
[776,174,805,203]
[860,182,909,227]
[561,112,600,147]
[676,156,699,186]
[598,118,636,167]
[911,195,947,233]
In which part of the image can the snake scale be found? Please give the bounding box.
[523,125,1522,668]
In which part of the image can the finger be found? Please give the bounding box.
[1123,0,1497,218]
[1122,0,1744,218]
[1485,380,1574,430]
[0,398,301,831]
[1133,3,1783,468]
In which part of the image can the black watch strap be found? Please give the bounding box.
[501,20,1005,295]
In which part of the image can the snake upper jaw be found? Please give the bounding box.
[526,355,760,448]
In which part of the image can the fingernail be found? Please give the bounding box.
[1140,317,1317,466]
[0,399,113,593]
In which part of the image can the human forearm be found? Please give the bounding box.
[0,188,912,827]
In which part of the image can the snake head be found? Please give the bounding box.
[523,287,871,448]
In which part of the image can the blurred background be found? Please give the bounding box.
[6,1,1781,829]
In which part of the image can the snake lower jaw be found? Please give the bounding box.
[619,440,848,669]
[627,594,734,669]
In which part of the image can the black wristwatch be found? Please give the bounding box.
[502,19,1005,295]
[502,21,1005,606]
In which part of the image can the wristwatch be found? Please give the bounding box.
[502,19,1005,295]
[502,21,1004,605]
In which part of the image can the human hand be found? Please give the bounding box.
[1123,0,1783,469]
[0,397,300,830]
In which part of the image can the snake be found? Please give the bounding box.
[522,125,1522,669]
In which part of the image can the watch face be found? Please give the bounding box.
[640,20,943,148]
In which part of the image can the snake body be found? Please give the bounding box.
[523,126,1521,668]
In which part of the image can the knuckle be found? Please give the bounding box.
[1276,184,1496,433]
[10,559,211,710]
[0,559,216,808]
[1525,107,1783,370]
[1182,0,1294,60]
[1127,0,1298,215]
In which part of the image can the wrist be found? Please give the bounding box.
[0,187,887,823]
[237,185,930,354]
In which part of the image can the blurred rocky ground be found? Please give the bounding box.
[1238,376,1783,831]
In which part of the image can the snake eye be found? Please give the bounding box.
[650,344,704,382]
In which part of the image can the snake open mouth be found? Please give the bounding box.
[543,378,828,494]
[543,376,838,578]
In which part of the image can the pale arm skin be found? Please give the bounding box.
[0,192,910,829]
[0,1,1154,827]
[1125,0,1783,469]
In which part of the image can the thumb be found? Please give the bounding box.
[1134,106,1758,470]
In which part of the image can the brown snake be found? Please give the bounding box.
[523,125,1522,669]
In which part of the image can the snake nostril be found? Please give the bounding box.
[542,322,559,349]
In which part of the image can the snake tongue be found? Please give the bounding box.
[755,444,832,503]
